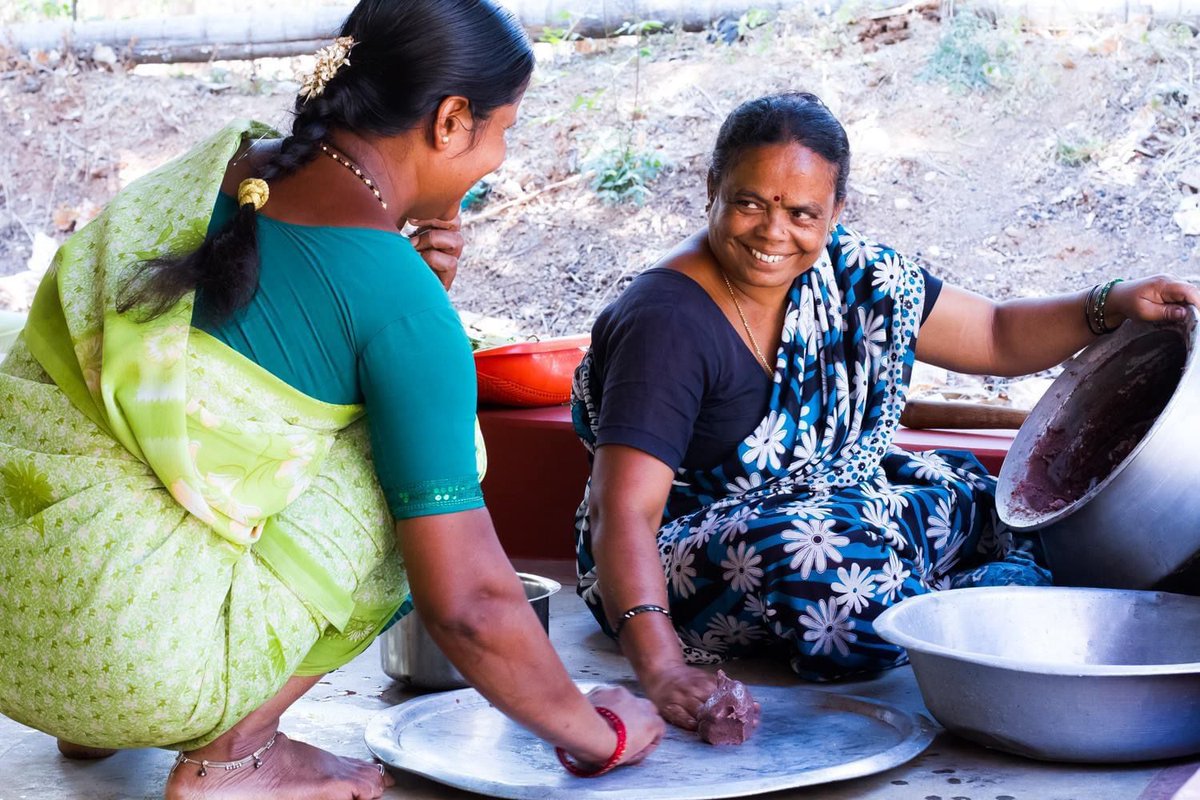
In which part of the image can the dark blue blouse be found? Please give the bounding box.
[589,267,941,471]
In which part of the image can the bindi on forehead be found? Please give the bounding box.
[774,195,781,202]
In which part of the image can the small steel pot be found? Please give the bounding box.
[997,310,1200,589]
[380,572,561,690]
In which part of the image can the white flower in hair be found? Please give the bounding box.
[299,36,356,102]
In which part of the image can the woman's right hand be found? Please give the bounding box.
[642,664,718,730]
[576,686,665,767]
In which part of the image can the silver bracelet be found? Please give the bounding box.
[614,604,671,636]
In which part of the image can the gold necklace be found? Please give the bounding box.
[721,272,773,376]
[318,142,388,210]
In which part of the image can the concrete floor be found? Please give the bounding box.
[1,559,1198,800]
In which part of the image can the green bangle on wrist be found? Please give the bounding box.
[1085,278,1124,335]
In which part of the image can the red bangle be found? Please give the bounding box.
[555,706,627,778]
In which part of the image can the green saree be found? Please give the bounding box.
[0,122,412,750]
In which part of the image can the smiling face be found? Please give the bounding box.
[414,95,524,220]
[453,98,522,199]
[706,141,844,290]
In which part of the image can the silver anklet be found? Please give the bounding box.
[172,731,280,777]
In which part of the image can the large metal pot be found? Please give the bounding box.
[996,310,1200,589]
[380,572,561,690]
[875,586,1200,762]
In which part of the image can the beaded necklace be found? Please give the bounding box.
[318,142,388,210]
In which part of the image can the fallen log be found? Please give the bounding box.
[1,1,809,64]
[2,8,349,63]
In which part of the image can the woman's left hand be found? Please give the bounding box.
[408,213,464,291]
[1107,274,1200,327]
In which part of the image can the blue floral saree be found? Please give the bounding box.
[572,225,1049,681]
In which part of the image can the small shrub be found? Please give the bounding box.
[588,147,664,206]
[538,11,582,45]
[570,89,606,112]
[614,19,666,37]
[922,12,1012,90]
[738,9,772,38]
[1055,138,1100,167]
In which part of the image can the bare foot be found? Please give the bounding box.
[164,733,393,800]
[57,739,119,759]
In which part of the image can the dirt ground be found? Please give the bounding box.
[2,5,1199,401]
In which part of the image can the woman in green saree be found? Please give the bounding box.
[0,2,663,798]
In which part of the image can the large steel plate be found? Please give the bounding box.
[364,682,935,799]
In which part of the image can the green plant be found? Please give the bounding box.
[738,9,772,38]
[538,11,582,45]
[9,0,72,21]
[588,146,664,206]
[1157,21,1197,47]
[830,0,871,29]
[570,88,606,112]
[922,12,1012,90]
[615,18,666,58]
[614,19,666,37]
[1054,137,1101,167]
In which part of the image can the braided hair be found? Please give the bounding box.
[119,0,533,321]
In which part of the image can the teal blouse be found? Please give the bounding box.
[195,193,483,520]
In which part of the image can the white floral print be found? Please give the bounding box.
[718,505,755,544]
[686,511,723,547]
[781,306,801,344]
[875,550,911,604]
[862,500,904,548]
[841,229,881,268]
[857,306,887,370]
[745,594,776,624]
[831,563,876,614]
[926,496,955,550]
[872,253,904,297]
[908,451,958,483]
[743,410,788,471]
[800,598,857,657]
[707,613,762,648]
[721,542,764,593]
[667,542,698,598]
[782,517,848,578]
[725,472,764,495]
[792,425,820,464]
[680,628,726,654]
[834,363,850,422]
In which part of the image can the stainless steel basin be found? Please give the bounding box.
[380,572,561,690]
[875,586,1200,762]
[997,310,1200,589]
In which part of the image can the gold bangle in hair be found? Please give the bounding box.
[237,178,269,211]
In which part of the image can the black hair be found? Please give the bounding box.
[119,0,534,321]
[707,91,851,204]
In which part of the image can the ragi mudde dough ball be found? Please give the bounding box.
[697,670,762,745]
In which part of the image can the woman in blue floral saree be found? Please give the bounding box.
[573,92,1200,731]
